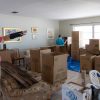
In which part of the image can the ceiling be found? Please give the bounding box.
[0,0,100,20]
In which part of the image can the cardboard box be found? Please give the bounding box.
[71,31,80,60]
[55,46,67,53]
[95,56,100,72]
[41,45,67,53]
[40,49,51,72]
[40,45,56,52]
[42,53,68,84]
[62,82,85,100]
[80,54,95,73]
[89,39,100,55]
[72,31,79,41]
[79,48,86,55]
[30,48,51,73]
[30,49,40,73]
[71,31,83,49]
[71,31,79,49]
[85,45,92,55]
[71,50,80,60]
[67,44,71,56]
[0,50,12,63]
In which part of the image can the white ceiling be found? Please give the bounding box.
[0,0,100,20]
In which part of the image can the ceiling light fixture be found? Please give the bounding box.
[11,11,19,14]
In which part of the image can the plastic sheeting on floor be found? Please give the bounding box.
[67,56,80,72]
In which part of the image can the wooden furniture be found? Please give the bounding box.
[11,49,25,67]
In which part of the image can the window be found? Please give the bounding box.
[73,25,92,48]
[94,25,100,39]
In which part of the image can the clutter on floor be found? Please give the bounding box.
[0,31,100,100]
[67,56,80,72]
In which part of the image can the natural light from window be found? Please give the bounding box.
[94,25,100,39]
[73,25,92,48]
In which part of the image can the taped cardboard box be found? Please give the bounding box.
[71,31,80,60]
[67,44,71,56]
[71,50,80,61]
[79,48,86,55]
[71,31,79,50]
[40,49,51,72]
[30,49,40,73]
[85,45,93,55]
[40,45,56,52]
[42,52,68,84]
[95,56,100,72]
[89,39,100,55]
[55,46,67,53]
[30,48,51,73]
[80,54,95,73]
[0,50,12,63]
[62,82,87,100]
[72,31,79,41]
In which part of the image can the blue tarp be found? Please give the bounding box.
[67,56,80,72]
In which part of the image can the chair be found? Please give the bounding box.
[89,70,100,89]
[11,49,25,67]
[89,70,100,100]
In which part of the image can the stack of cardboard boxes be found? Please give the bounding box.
[79,48,86,55]
[80,54,95,73]
[29,45,68,84]
[80,39,100,72]
[71,31,80,60]
[95,56,100,71]
[30,46,68,73]
[86,39,100,55]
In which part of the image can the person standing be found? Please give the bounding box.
[56,35,64,46]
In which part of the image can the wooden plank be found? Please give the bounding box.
[1,62,38,88]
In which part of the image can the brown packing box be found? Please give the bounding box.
[89,39,100,54]
[42,52,68,84]
[40,49,51,72]
[30,49,41,73]
[55,46,67,53]
[71,31,79,60]
[40,45,56,52]
[30,48,51,73]
[67,44,71,55]
[95,56,100,72]
[41,45,67,53]
[72,31,79,41]
[85,44,91,52]
[71,45,79,50]
[79,48,86,55]
[85,45,95,55]
[0,50,12,63]
[72,31,79,44]
[71,50,80,60]
[80,54,95,73]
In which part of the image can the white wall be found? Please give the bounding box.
[59,16,100,36]
[0,14,59,49]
